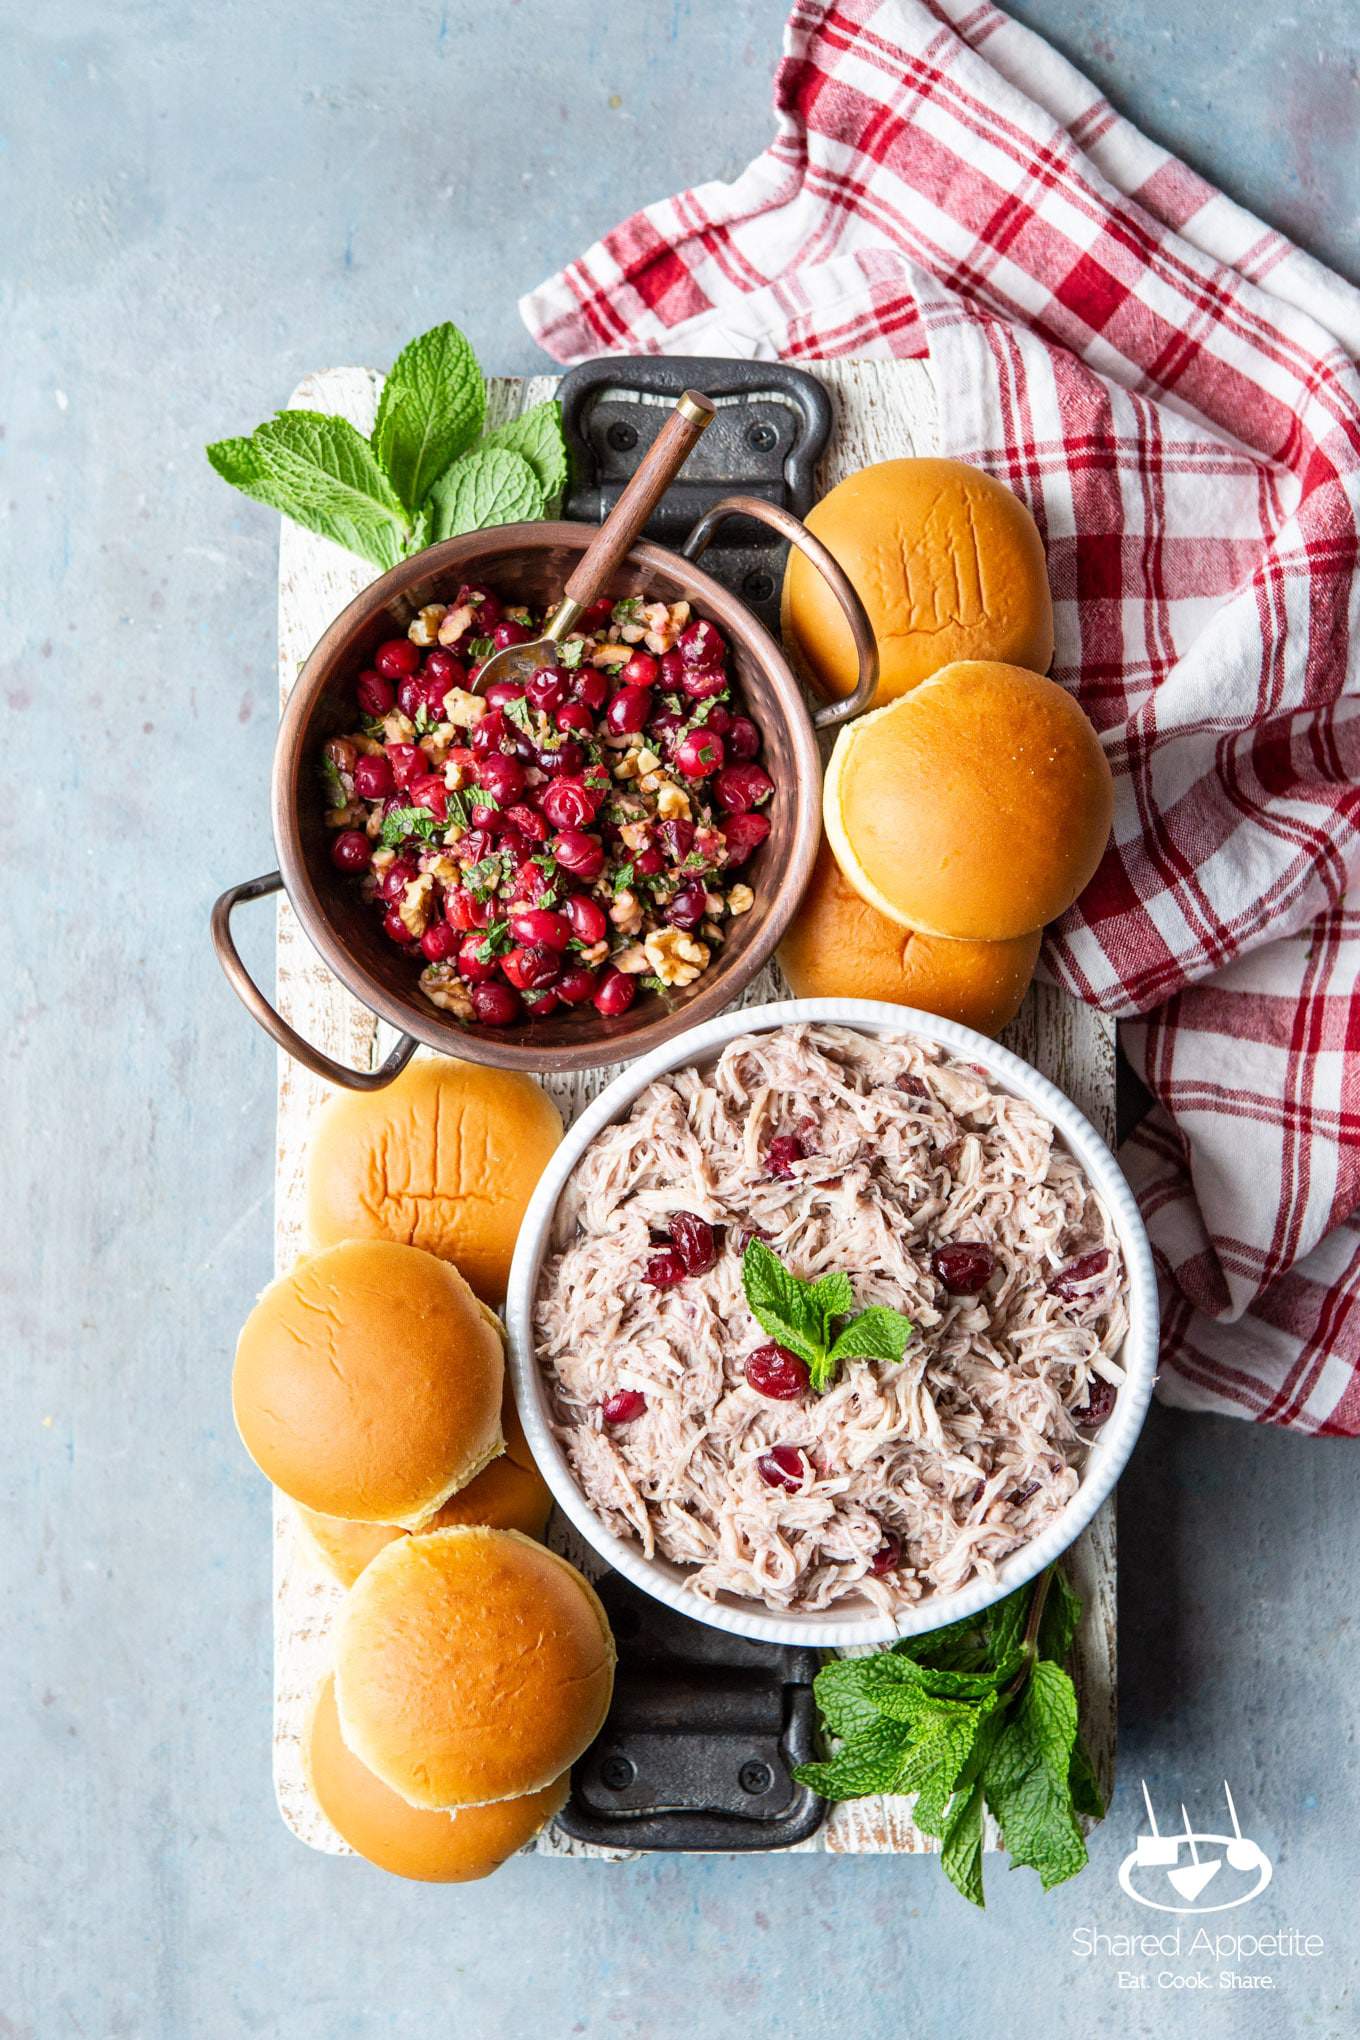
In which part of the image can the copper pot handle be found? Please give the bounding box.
[210,872,419,1092]
[680,494,879,729]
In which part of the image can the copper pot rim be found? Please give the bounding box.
[268,522,826,1073]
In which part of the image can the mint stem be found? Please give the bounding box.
[1004,1567,1054,1702]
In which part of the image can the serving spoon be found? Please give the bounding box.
[468,389,716,695]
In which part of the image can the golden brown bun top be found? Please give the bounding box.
[824,660,1113,941]
[305,1057,563,1303]
[305,1674,567,1883]
[334,1527,615,1810]
[295,1382,553,1588]
[783,458,1054,705]
[778,838,1040,1038]
[233,1239,503,1528]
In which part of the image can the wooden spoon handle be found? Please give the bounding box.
[562,391,715,609]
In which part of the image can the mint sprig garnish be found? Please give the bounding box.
[741,1239,912,1393]
[207,321,569,569]
[793,1567,1104,1907]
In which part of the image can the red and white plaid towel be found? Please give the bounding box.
[522,0,1360,1432]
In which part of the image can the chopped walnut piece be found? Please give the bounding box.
[398,873,436,938]
[324,803,363,830]
[726,883,755,916]
[382,710,417,744]
[609,889,643,936]
[618,820,652,852]
[442,687,487,729]
[350,731,383,757]
[644,926,710,987]
[655,781,691,821]
[612,943,649,975]
[421,969,474,1019]
[408,604,448,647]
[370,847,397,873]
[634,747,661,776]
[437,602,476,646]
[578,939,610,968]
[591,641,632,667]
[444,754,473,791]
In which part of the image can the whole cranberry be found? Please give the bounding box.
[581,598,614,631]
[1075,1378,1118,1428]
[397,673,426,720]
[554,828,606,879]
[666,880,709,932]
[675,729,725,778]
[483,677,526,711]
[605,685,652,736]
[444,887,487,932]
[621,650,658,688]
[555,964,599,1006]
[457,827,495,865]
[526,666,567,713]
[470,709,511,755]
[721,812,770,865]
[634,844,665,878]
[383,905,417,944]
[477,753,525,805]
[706,703,733,736]
[379,856,417,903]
[510,907,571,950]
[492,620,532,650]
[658,649,687,690]
[470,980,522,1025]
[424,648,462,689]
[870,1533,903,1577]
[726,715,761,761]
[522,986,560,1019]
[537,740,586,777]
[456,933,497,984]
[766,1133,806,1179]
[419,921,459,963]
[556,701,594,739]
[931,1243,996,1295]
[571,666,610,713]
[563,893,608,945]
[678,618,726,668]
[657,818,695,864]
[329,829,371,873]
[644,1246,687,1289]
[352,753,395,801]
[744,1344,810,1401]
[385,742,424,789]
[375,637,421,680]
[593,970,637,1018]
[668,1211,716,1275]
[356,669,395,717]
[409,774,447,819]
[504,803,549,844]
[650,709,686,755]
[1049,1250,1111,1299]
[602,1389,646,1425]
[541,778,598,832]
[756,1446,808,1493]
[455,584,502,628]
[678,666,728,703]
[715,764,773,814]
[502,943,560,991]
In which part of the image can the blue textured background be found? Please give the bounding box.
[3,2,1357,2035]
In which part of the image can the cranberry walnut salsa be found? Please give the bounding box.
[535,1026,1129,1616]
[318,585,774,1027]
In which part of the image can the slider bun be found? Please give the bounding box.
[779,839,1040,1036]
[782,458,1054,704]
[334,1527,614,1809]
[296,1386,553,1588]
[233,1239,503,1529]
[824,661,1113,941]
[305,1058,563,1302]
[305,1674,566,1883]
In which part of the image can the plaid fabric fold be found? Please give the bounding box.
[521,0,1360,1431]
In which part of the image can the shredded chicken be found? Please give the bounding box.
[534,1025,1128,1615]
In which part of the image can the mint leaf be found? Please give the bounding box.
[559,636,587,670]
[379,805,445,848]
[982,1660,1088,1891]
[810,1269,855,1328]
[504,696,534,733]
[809,1658,892,1743]
[857,1655,1013,1712]
[793,1717,911,1799]
[1069,1733,1106,1820]
[829,1303,914,1368]
[372,322,485,515]
[206,435,284,510]
[741,1239,824,1370]
[319,756,349,810]
[480,399,569,512]
[1038,1564,1084,1665]
[898,1695,993,1836]
[427,447,544,542]
[249,412,411,569]
[941,1776,987,1907]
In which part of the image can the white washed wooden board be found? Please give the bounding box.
[269,361,1117,1860]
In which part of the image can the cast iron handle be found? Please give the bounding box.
[681,495,879,728]
[210,872,419,1092]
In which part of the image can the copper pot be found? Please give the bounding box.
[211,497,877,1085]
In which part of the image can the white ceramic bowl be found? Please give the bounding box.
[506,998,1158,1649]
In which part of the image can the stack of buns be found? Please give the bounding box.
[780,459,1112,1033]
[232,1057,602,1882]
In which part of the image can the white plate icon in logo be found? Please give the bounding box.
[1118,1781,1273,1914]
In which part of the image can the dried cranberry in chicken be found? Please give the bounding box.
[756,1446,807,1493]
[744,1344,810,1401]
[602,1389,646,1425]
[1049,1250,1111,1298]
[1075,1377,1117,1428]
[869,1532,903,1576]
[668,1211,716,1276]
[643,1245,687,1289]
[931,1242,996,1294]
[765,1133,806,1179]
